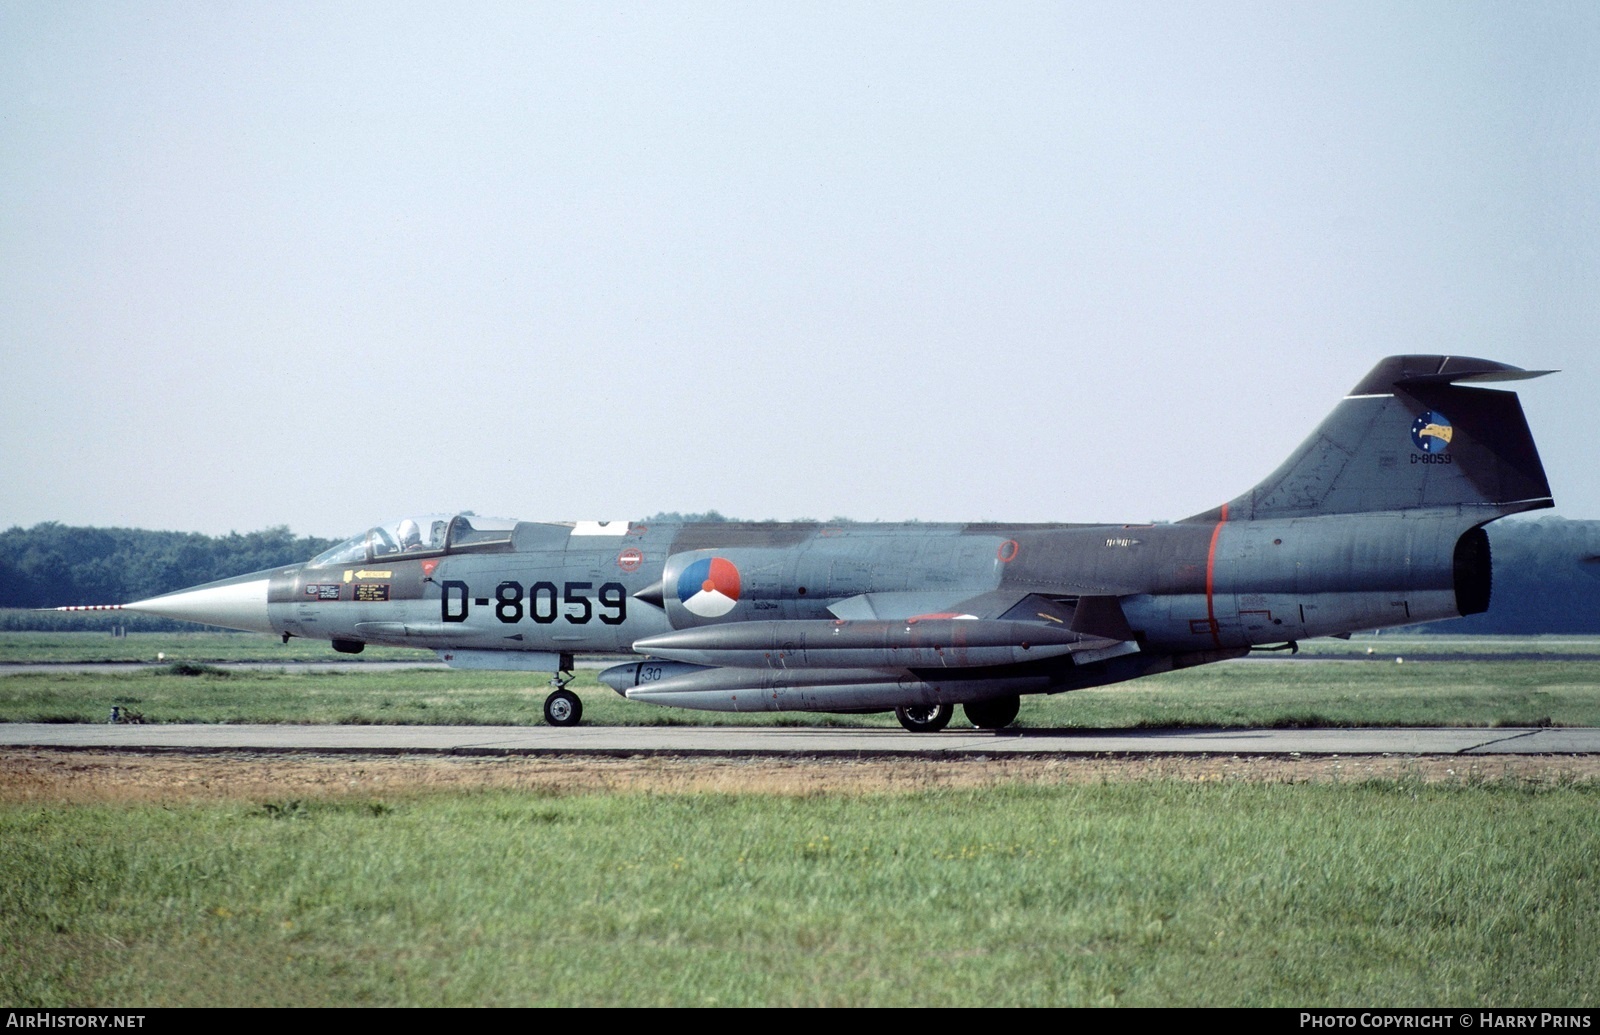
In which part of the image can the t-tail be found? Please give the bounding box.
[1187,355,1555,524]
[1161,355,1555,644]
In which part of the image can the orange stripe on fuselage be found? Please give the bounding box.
[1204,503,1228,648]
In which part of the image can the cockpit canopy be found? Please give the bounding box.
[308,513,518,567]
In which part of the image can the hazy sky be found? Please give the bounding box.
[3,2,1596,538]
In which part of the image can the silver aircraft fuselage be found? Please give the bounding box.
[97,355,1555,729]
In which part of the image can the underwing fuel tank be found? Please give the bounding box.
[597,660,716,695]
[599,659,1057,713]
[632,618,1089,670]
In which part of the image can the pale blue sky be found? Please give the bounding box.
[3,2,1595,537]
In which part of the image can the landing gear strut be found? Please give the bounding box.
[543,654,582,727]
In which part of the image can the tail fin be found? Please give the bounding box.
[1188,355,1555,522]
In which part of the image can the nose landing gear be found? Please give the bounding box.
[543,654,582,727]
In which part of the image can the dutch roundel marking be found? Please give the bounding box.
[617,547,644,573]
[997,539,1020,563]
[677,557,741,618]
[1411,411,1453,453]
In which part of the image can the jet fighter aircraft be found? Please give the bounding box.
[78,355,1554,730]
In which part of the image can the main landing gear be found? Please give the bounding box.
[894,696,1022,732]
[963,695,1020,730]
[894,702,954,732]
[543,660,583,727]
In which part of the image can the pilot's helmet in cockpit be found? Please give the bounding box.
[397,519,423,551]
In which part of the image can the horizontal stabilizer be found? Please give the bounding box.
[1351,355,1555,391]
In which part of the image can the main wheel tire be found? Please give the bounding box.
[544,688,583,727]
[963,695,1020,730]
[895,702,954,732]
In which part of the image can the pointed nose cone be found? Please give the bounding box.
[124,572,276,634]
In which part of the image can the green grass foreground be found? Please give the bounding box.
[3,779,1595,1006]
[4,659,1600,728]
[6,633,1600,727]
[0,631,426,664]
[8,630,1600,665]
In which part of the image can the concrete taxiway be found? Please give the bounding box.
[1,723,1595,757]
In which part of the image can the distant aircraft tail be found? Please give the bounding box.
[1188,355,1555,523]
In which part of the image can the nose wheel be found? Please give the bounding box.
[543,687,583,727]
[543,660,582,727]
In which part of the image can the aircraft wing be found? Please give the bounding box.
[828,587,1137,644]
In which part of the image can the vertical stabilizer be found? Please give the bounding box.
[1186,355,1555,522]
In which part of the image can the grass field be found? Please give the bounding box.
[3,632,1600,728]
[0,631,427,665]
[5,632,1598,1006]
[3,773,1596,1007]
[7,630,1600,665]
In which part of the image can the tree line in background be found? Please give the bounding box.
[1,517,1596,634]
[0,524,337,629]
